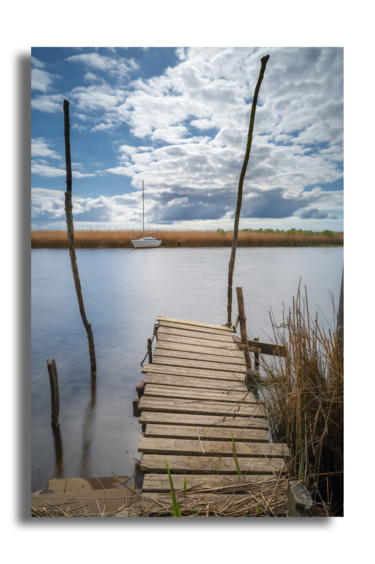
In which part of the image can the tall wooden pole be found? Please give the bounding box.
[63,100,97,376]
[227,55,270,324]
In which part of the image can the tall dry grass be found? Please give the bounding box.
[258,286,343,516]
[31,229,343,248]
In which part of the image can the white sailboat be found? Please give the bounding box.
[131,181,162,249]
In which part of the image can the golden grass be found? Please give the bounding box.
[31,229,343,248]
[258,285,343,516]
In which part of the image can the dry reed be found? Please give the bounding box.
[31,229,343,249]
[258,285,343,516]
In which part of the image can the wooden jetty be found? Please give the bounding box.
[130,315,290,517]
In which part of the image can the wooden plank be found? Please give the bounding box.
[138,437,289,458]
[157,326,234,343]
[234,336,287,357]
[142,363,245,382]
[140,454,287,475]
[144,424,269,442]
[144,372,247,392]
[139,411,268,428]
[158,319,234,337]
[157,331,240,350]
[143,384,256,404]
[138,396,261,417]
[142,473,284,493]
[152,356,246,373]
[154,347,245,366]
[155,339,243,359]
[157,316,234,332]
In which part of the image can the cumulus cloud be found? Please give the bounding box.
[31,188,139,226]
[66,52,139,80]
[31,57,59,92]
[32,93,65,113]
[31,47,343,230]
[32,163,95,178]
[32,138,61,160]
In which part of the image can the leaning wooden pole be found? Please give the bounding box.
[63,99,97,376]
[227,55,270,324]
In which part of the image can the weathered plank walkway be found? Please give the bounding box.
[131,316,290,517]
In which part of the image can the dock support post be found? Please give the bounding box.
[236,287,252,371]
[132,398,140,417]
[254,337,260,372]
[147,338,153,363]
[47,358,59,427]
[336,268,344,349]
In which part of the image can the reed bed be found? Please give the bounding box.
[31,229,343,248]
[258,286,343,516]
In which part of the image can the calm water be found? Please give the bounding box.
[31,247,343,491]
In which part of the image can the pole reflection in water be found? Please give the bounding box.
[51,424,64,478]
[80,372,97,478]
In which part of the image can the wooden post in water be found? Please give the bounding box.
[147,338,153,363]
[47,358,59,427]
[227,55,270,324]
[254,337,260,372]
[63,100,97,376]
[236,287,252,371]
[336,268,344,349]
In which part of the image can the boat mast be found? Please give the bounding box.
[142,179,145,237]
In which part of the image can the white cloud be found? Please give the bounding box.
[66,52,139,79]
[84,72,99,82]
[31,57,59,93]
[31,163,95,178]
[31,188,140,226]
[31,138,61,160]
[31,163,66,178]
[70,84,127,113]
[31,188,65,218]
[32,94,64,113]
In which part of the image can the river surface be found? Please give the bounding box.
[31,247,343,491]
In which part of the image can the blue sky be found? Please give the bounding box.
[31,47,343,231]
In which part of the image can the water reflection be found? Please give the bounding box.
[51,424,64,478]
[80,372,97,477]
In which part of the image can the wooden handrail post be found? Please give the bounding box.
[47,358,59,427]
[236,287,252,370]
[148,338,153,363]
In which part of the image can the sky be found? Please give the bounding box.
[31,46,343,232]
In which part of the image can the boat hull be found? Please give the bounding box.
[131,237,162,248]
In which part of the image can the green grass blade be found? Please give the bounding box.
[231,431,242,476]
[165,458,182,517]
